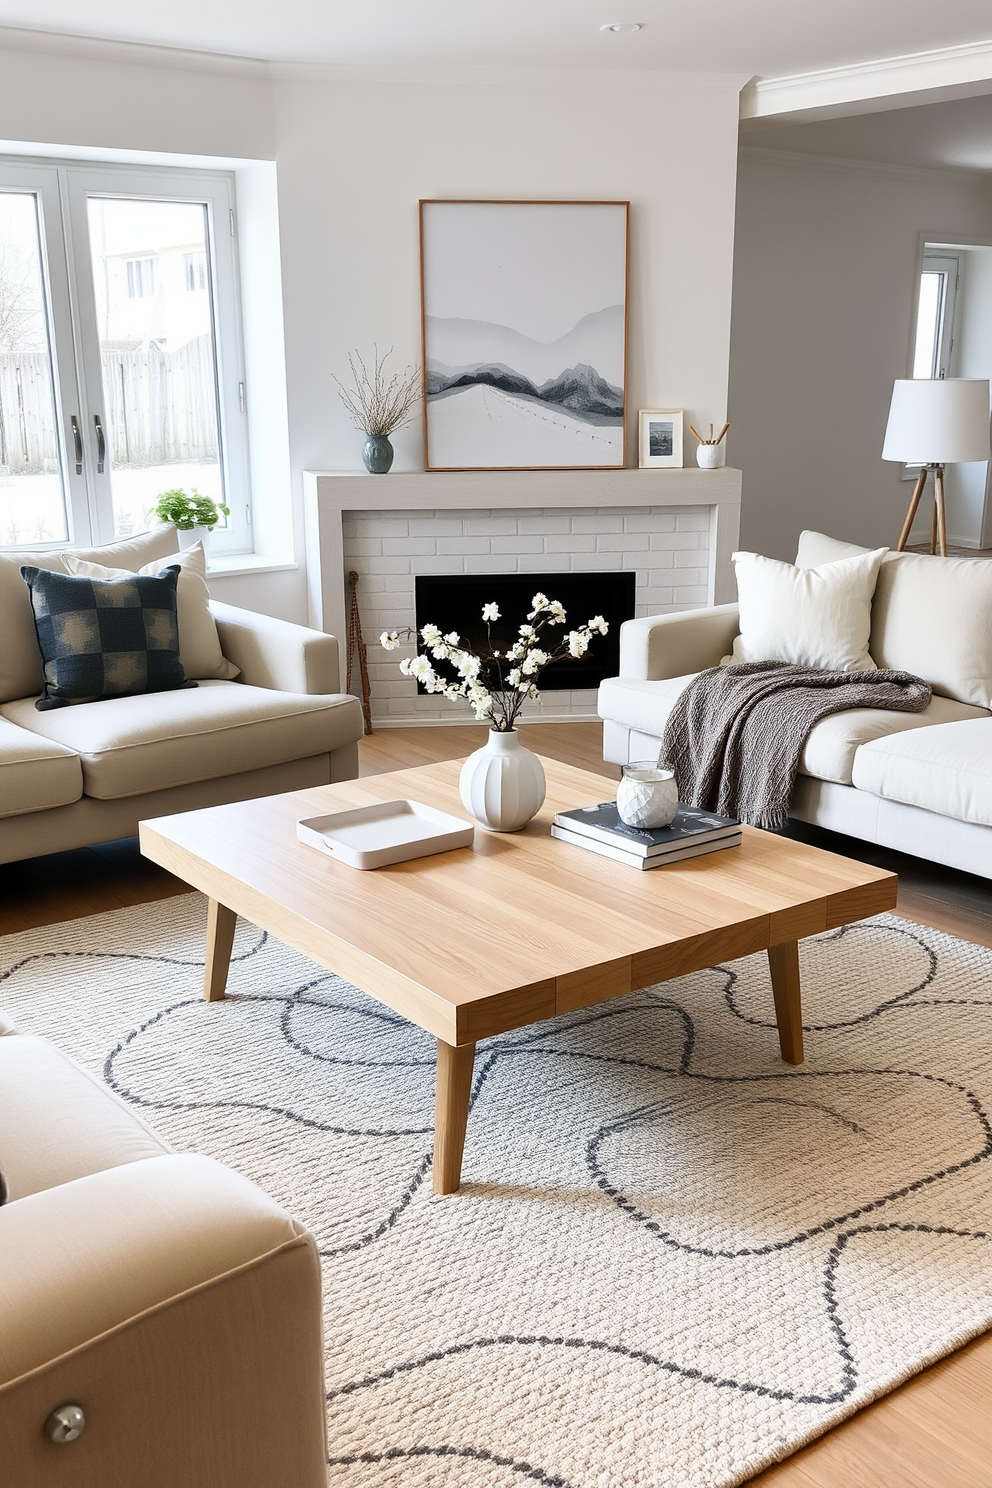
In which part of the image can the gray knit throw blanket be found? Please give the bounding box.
[660,661,932,830]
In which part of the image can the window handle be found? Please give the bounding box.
[94,414,106,474]
[70,416,83,474]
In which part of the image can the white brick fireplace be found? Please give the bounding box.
[303,469,741,727]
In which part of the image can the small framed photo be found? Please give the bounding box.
[638,409,683,469]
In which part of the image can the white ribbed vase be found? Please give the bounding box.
[459,729,546,833]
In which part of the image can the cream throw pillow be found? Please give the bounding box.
[65,542,239,682]
[728,547,888,673]
[796,530,992,707]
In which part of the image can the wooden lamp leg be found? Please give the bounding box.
[934,466,948,556]
[896,466,928,552]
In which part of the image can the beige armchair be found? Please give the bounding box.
[0,1016,328,1487]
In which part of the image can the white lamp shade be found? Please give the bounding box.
[882,378,991,464]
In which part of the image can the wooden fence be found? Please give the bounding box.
[0,336,218,474]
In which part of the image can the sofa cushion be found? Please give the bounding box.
[796,531,992,709]
[598,674,700,744]
[21,564,192,711]
[0,716,83,818]
[0,552,63,705]
[729,547,886,672]
[598,672,988,787]
[0,1034,171,1201]
[0,527,181,705]
[66,541,240,683]
[1,679,364,800]
[800,694,989,784]
[851,718,992,828]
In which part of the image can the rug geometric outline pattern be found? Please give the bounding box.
[3,906,991,1487]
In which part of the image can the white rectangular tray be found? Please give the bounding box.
[297,799,474,870]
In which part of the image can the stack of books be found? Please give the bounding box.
[551,801,741,870]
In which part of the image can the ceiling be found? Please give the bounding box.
[743,91,992,171]
[0,0,990,76]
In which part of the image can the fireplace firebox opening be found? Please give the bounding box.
[414,572,635,690]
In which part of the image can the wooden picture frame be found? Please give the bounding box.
[420,200,629,472]
[638,409,684,469]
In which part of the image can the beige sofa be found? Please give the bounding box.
[599,531,992,880]
[0,527,364,864]
[0,1010,328,1487]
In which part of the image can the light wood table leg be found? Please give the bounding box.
[434,1039,476,1194]
[204,900,237,1002]
[767,941,804,1065]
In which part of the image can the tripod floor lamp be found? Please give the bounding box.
[882,378,991,556]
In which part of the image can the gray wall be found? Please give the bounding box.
[727,147,992,561]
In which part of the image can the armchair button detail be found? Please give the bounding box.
[45,1404,87,1443]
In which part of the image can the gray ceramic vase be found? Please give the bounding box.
[362,434,394,474]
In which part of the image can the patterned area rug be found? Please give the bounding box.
[2,897,991,1487]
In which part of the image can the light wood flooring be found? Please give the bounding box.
[2,721,990,1486]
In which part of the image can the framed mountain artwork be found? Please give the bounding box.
[419,200,629,471]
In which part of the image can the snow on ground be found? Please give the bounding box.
[0,461,222,546]
[426,384,623,468]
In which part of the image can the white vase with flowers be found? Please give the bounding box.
[382,594,608,831]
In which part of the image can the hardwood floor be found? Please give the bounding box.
[2,721,991,1484]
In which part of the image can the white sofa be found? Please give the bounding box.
[599,530,992,880]
[0,1009,328,1487]
[0,527,364,864]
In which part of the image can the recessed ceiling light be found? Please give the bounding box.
[600,22,642,32]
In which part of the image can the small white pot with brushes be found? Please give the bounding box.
[690,421,729,468]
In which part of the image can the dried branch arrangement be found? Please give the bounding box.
[333,347,422,437]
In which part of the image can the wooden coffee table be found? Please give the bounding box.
[139,757,897,1194]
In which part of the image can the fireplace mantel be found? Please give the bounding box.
[303,468,742,671]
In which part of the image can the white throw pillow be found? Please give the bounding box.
[728,547,888,673]
[65,542,239,682]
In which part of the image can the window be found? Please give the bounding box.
[184,252,207,292]
[913,253,958,380]
[125,257,157,299]
[0,161,250,554]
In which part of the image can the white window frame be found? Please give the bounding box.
[0,162,89,546]
[0,158,252,555]
[915,252,959,381]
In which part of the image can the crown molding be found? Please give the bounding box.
[741,38,992,121]
[0,22,269,75]
[267,60,751,89]
[738,143,992,186]
[0,23,750,92]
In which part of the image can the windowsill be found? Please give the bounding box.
[206,554,298,578]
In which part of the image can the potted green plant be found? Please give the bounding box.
[152,488,231,550]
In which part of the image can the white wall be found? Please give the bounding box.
[728,147,992,561]
[947,245,992,546]
[0,41,274,161]
[272,73,743,620]
[0,39,745,623]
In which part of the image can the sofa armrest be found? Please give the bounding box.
[0,1154,327,1488]
[619,604,740,681]
[211,600,341,694]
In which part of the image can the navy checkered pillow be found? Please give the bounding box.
[20,564,195,711]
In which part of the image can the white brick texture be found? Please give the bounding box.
[346,506,710,725]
